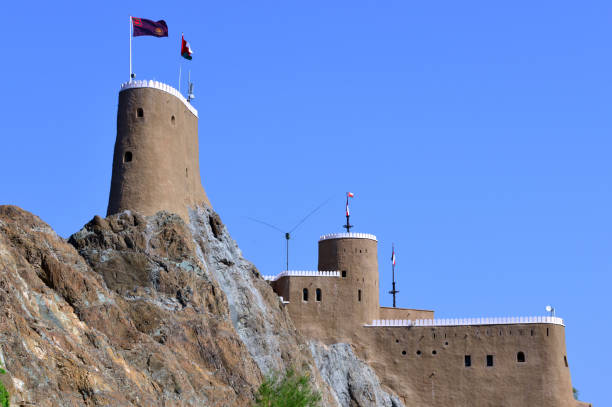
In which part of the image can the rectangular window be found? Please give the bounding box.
[358,289,362,302]
[464,355,471,367]
[486,355,494,367]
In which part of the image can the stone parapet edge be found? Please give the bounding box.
[120,80,198,117]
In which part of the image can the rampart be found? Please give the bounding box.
[359,321,577,407]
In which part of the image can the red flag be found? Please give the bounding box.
[345,192,354,217]
[391,245,396,266]
[181,34,193,60]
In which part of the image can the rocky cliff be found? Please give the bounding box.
[0,205,402,406]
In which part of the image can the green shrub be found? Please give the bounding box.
[254,368,321,407]
[0,367,8,407]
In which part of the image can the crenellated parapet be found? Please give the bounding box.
[366,316,565,327]
[120,80,198,117]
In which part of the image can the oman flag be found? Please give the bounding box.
[181,34,193,60]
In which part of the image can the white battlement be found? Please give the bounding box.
[319,232,377,242]
[365,316,565,327]
[120,80,198,118]
[263,270,340,282]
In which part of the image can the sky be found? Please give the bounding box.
[1,1,610,404]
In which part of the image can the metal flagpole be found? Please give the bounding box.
[129,16,132,81]
[178,64,182,93]
[389,243,399,307]
[343,194,353,233]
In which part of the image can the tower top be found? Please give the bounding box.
[120,80,198,117]
[319,232,377,242]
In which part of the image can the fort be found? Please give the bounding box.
[108,79,591,407]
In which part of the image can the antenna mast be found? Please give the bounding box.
[389,243,399,307]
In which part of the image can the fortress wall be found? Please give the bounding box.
[353,323,577,407]
[107,86,210,220]
[279,275,347,343]
[379,306,434,320]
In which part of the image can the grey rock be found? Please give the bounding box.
[310,342,405,407]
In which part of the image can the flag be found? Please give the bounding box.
[345,192,354,217]
[132,17,168,37]
[181,34,193,60]
[391,245,396,266]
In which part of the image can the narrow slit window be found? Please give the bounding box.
[137,107,144,117]
[171,115,176,125]
[341,270,347,278]
[564,356,568,367]
[316,288,321,302]
[358,289,362,302]
[464,355,471,367]
[302,288,308,302]
[123,151,132,163]
[486,355,494,367]
[517,352,525,363]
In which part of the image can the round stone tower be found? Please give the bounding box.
[107,80,210,220]
[318,233,379,326]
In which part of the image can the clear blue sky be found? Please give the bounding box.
[1,1,610,404]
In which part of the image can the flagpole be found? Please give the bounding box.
[129,16,132,81]
[389,243,399,308]
[178,64,182,93]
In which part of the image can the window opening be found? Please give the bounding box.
[564,356,568,367]
[432,350,437,355]
[341,270,347,278]
[517,352,525,363]
[315,288,322,302]
[302,288,309,302]
[137,108,143,117]
[486,355,494,367]
[416,350,422,356]
[123,151,132,163]
[464,355,471,367]
[401,350,406,355]
[171,115,176,125]
[358,289,362,302]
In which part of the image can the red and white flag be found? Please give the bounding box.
[391,244,396,266]
[345,192,354,216]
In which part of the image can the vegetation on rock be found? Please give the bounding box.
[255,368,321,407]
[0,366,9,407]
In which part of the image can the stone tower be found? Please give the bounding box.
[317,233,380,327]
[107,80,210,220]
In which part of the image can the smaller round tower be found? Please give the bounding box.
[107,80,210,220]
[318,233,379,326]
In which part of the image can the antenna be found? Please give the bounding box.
[247,197,332,271]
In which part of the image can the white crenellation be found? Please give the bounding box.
[120,80,198,117]
[263,270,340,282]
[318,232,377,242]
[365,316,565,327]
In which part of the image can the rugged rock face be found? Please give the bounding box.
[0,204,401,406]
[310,342,405,407]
